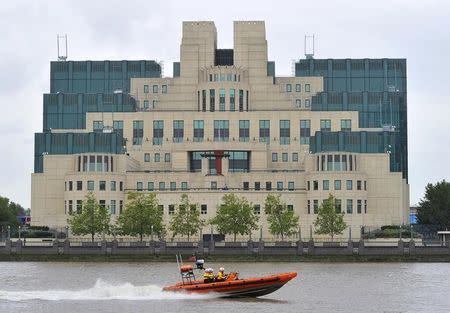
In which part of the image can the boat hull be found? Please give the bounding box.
[163,272,297,298]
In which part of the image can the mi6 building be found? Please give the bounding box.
[31,21,409,239]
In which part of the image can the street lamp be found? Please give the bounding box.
[65,225,69,239]
[151,225,154,242]
[7,225,10,240]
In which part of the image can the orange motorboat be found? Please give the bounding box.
[163,264,297,298]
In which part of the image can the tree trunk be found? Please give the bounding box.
[140,233,143,242]
[91,233,94,242]
[281,233,284,241]
[234,233,237,242]
[187,233,190,242]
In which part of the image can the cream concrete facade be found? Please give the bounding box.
[31,21,409,240]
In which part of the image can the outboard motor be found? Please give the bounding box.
[195,259,205,270]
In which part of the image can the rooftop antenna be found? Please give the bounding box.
[57,34,68,61]
[304,34,315,59]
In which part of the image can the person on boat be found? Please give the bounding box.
[203,268,214,283]
[216,267,226,281]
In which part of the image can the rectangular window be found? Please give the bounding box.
[193,120,204,142]
[272,152,278,162]
[76,181,83,191]
[137,182,143,191]
[259,120,270,143]
[288,181,295,191]
[357,200,362,214]
[69,181,73,191]
[144,153,150,162]
[364,200,367,213]
[239,120,250,142]
[96,155,102,172]
[162,85,167,93]
[173,120,184,142]
[287,205,294,212]
[313,200,318,214]
[209,89,215,112]
[152,100,157,108]
[170,182,176,191]
[214,120,229,142]
[119,181,123,191]
[153,85,158,93]
[210,181,217,190]
[144,85,149,93]
[201,204,207,215]
[159,182,165,191]
[320,119,331,132]
[307,181,310,191]
[335,199,342,213]
[98,180,105,191]
[87,180,94,191]
[153,120,163,145]
[239,89,244,112]
[202,90,207,111]
[304,99,310,108]
[295,99,301,108]
[219,88,226,111]
[143,100,149,109]
[307,200,310,214]
[76,200,82,214]
[327,155,333,171]
[68,200,73,214]
[110,200,116,215]
[280,120,290,145]
[154,153,160,162]
[119,200,123,214]
[357,180,362,190]
[181,182,188,190]
[334,180,341,190]
[323,180,329,190]
[292,152,299,162]
[300,120,310,145]
[286,84,292,92]
[305,84,311,92]
[165,153,171,162]
[111,181,116,191]
[254,204,261,215]
[266,181,272,191]
[254,182,261,191]
[93,121,103,132]
[89,156,95,171]
[346,180,353,190]
[168,205,175,215]
[342,155,348,171]
[158,205,163,214]
[295,84,301,92]
[341,119,352,131]
[282,153,288,162]
[277,181,283,191]
[133,120,144,145]
[346,199,353,214]
[229,89,235,111]
[313,180,319,190]
[243,182,249,190]
[364,181,367,191]
[147,182,154,191]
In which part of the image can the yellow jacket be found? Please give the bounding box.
[203,272,213,279]
[217,271,224,280]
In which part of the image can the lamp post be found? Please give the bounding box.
[18,225,21,241]
[7,225,10,240]
[65,225,69,239]
[151,225,154,242]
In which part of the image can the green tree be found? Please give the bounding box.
[417,180,450,226]
[0,196,20,227]
[118,192,165,241]
[169,194,204,241]
[211,193,259,242]
[264,194,299,240]
[68,192,110,242]
[314,194,347,241]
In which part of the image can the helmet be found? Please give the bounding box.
[206,268,213,273]
[219,267,225,272]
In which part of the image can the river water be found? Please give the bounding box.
[0,261,449,313]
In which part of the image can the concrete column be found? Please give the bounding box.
[347,240,354,254]
[296,240,303,255]
[258,240,265,254]
[201,157,208,176]
[16,239,22,254]
[222,157,229,175]
[101,240,107,254]
[111,240,118,255]
[5,239,11,255]
[409,240,415,256]
[53,239,59,254]
[149,240,155,255]
[398,239,404,255]
[358,239,365,255]
[247,240,254,254]
[307,239,314,255]
[64,239,70,254]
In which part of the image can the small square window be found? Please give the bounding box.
[144,153,150,162]
[305,84,311,92]
[201,204,207,215]
[288,181,294,191]
[295,84,301,92]
[287,205,294,212]
[153,85,158,93]
[137,182,143,191]
[99,181,106,191]
[76,181,82,191]
[181,182,188,190]
[110,181,116,191]
[170,182,176,191]
[277,181,283,191]
[335,180,341,190]
[286,84,292,92]
[313,180,319,190]
[211,181,217,190]
[159,182,165,191]
[168,205,175,215]
[357,180,362,190]
[272,152,278,162]
[148,182,154,191]
[323,180,329,190]
[154,153,160,162]
[254,182,261,191]
[282,153,288,162]
[144,85,149,93]
[162,85,167,93]
[266,181,272,191]
[165,153,171,162]
[87,181,94,191]
[254,204,261,215]
[243,182,249,190]
[346,180,353,190]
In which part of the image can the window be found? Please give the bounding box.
[272,152,278,162]
[229,89,235,111]
[168,205,175,215]
[110,200,116,214]
[266,181,272,191]
[286,84,292,92]
[280,120,290,145]
[334,155,341,171]
[152,120,163,145]
[307,200,310,214]
[346,180,353,190]
[158,205,164,214]
[164,153,171,163]
[87,181,94,191]
[154,153,160,162]
[304,99,310,108]
[295,99,301,108]
[238,89,244,111]
[159,182,165,191]
[313,200,318,214]
[120,200,123,214]
[143,100,149,109]
[214,120,229,141]
[76,200,82,214]
[193,120,204,142]
[209,89,215,112]
[202,90,207,111]
[335,199,342,213]
[254,182,261,191]
[119,181,123,191]
[295,84,301,92]
[144,85,149,93]
[327,155,333,171]
[313,180,319,190]
[76,181,82,191]
[243,182,249,190]
[357,180,362,190]
[334,180,341,190]
[144,153,150,162]
[292,153,299,162]
[173,120,184,142]
[323,180,329,190]
[341,119,352,131]
[357,200,362,214]
[307,181,310,191]
[68,200,73,214]
[320,119,331,132]
[133,120,144,145]
[97,180,105,191]
[69,181,73,191]
[170,182,176,191]
[152,85,158,93]
[162,85,167,93]
[201,204,207,215]
[137,182,143,191]
[93,121,103,132]
[277,181,283,191]
[219,88,226,111]
[259,120,270,143]
[210,181,217,190]
[282,153,288,162]
[346,199,353,214]
[288,181,295,191]
[254,205,261,215]
[111,181,116,191]
[305,84,311,92]
[181,182,188,190]
[147,182,154,191]
[364,181,367,191]
[364,200,367,213]
[152,100,157,108]
[287,205,294,212]
[239,120,250,142]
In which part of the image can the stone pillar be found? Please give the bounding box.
[53,239,59,254]
[296,240,303,256]
[208,239,215,255]
[398,239,404,255]
[307,239,314,255]
[149,240,155,255]
[5,239,11,255]
[409,239,415,256]
[64,239,70,254]
[201,157,209,176]
[101,240,107,254]
[16,239,22,254]
[258,240,265,254]
[159,241,166,255]
[247,240,254,254]
[358,239,365,255]
[347,240,354,254]
[222,157,229,176]
[197,240,204,256]
[111,240,118,255]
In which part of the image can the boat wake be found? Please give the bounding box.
[0,279,213,302]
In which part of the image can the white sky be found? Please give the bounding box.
[0,0,449,208]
